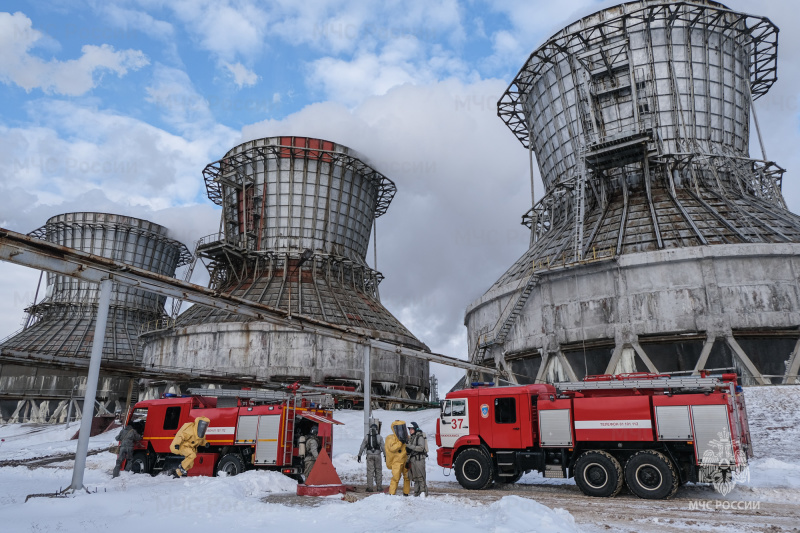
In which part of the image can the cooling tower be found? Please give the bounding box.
[142,136,430,399]
[0,212,191,422]
[467,0,800,386]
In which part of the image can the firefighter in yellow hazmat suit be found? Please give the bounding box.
[169,416,211,477]
[385,420,411,496]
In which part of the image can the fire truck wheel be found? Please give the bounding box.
[454,448,494,490]
[624,450,679,500]
[130,452,151,475]
[574,451,624,498]
[215,453,246,477]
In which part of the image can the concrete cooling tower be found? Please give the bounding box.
[0,212,191,422]
[142,136,430,400]
[466,0,800,386]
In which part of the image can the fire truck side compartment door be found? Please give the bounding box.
[692,404,734,465]
[236,415,259,444]
[655,405,693,440]
[255,415,281,465]
[539,408,573,447]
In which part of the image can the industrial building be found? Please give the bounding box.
[141,136,430,400]
[467,0,800,385]
[0,212,191,422]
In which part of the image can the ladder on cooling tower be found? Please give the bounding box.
[555,376,725,392]
[282,393,297,466]
[474,273,540,365]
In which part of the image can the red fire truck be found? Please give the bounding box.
[436,372,752,499]
[125,388,341,477]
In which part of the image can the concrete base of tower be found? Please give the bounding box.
[466,243,800,386]
[140,321,430,397]
[0,365,132,423]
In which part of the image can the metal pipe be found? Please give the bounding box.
[70,277,112,491]
[0,228,497,376]
[363,343,371,435]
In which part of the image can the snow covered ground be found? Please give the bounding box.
[1,385,798,533]
[0,408,578,533]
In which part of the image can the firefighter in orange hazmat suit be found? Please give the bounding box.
[384,420,411,496]
[169,416,211,477]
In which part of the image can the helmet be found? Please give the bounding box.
[369,423,378,433]
[391,420,408,443]
[195,417,211,438]
[309,425,318,436]
[410,422,421,433]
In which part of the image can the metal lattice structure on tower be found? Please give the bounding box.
[141,136,430,400]
[466,1,800,387]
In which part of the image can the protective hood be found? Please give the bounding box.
[195,416,211,438]
[391,420,408,443]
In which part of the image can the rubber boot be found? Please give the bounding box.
[366,487,374,493]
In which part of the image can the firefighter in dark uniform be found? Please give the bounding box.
[112,423,142,478]
[357,423,385,492]
[406,421,428,496]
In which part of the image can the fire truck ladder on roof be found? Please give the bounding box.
[187,388,290,401]
[555,376,724,392]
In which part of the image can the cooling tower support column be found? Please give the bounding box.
[70,277,112,492]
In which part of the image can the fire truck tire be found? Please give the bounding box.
[454,448,494,490]
[574,451,624,498]
[624,450,679,500]
[215,453,246,477]
[130,452,152,475]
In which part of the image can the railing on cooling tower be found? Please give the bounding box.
[531,246,616,272]
[138,317,176,336]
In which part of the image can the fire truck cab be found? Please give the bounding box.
[125,388,340,478]
[436,373,752,499]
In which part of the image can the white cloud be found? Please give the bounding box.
[163,0,268,62]
[0,94,237,223]
[308,37,475,105]
[100,4,175,41]
[145,65,216,134]
[0,11,149,96]
[129,0,468,92]
[223,61,259,88]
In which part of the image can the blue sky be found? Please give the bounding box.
[1,0,799,389]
